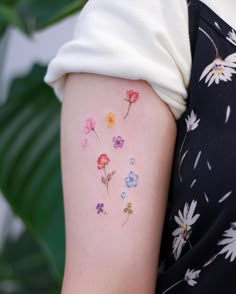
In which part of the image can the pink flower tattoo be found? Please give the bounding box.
[81,138,88,148]
[97,153,116,195]
[123,90,139,119]
[84,117,100,140]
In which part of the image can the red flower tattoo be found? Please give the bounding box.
[97,154,110,169]
[97,153,115,195]
[123,90,139,119]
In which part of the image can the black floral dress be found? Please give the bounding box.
[156,1,236,293]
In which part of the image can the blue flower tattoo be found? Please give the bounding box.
[125,171,139,188]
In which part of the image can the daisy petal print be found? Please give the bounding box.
[184,269,201,286]
[172,200,200,260]
[161,268,201,293]
[226,29,236,46]
[204,192,209,202]
[203,222,236,268]
[225,52,236,67]
[194,150,201,169]
[225,105,231,123]
[218,191,232,203]
[198,27,236,86]
[218,222,236,262]
[199,57,236,86]
[214,22,221,30]
[178,110,200,182]
[185,110,200,131]
[172,234,187,260]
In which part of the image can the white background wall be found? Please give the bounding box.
[0,13,78,249]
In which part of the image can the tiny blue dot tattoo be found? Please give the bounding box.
[121,192,126,199]
[130,157,135,165]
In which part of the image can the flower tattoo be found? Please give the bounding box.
[97,153,110,169]
[105,112,116,128]
[125,171,139,188]
[97,153,116,194]
[81,138,88,148]
[84,117,100,140]
[121,192,126,199]
[129,157,135,165]
[123,90,139,119]
[122,202,133,226]
[113,136,124,148]
[96,203,107,215]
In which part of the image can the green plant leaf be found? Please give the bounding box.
[0,0,88,37]
[17,0,88,32]
[0,64,65,279]
[0,230,61,293]
[0,4,25,32]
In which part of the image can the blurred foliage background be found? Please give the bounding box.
[0,1,87,292]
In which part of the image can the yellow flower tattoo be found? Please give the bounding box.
[105,112,116,128]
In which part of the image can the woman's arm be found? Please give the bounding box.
[61,72,177,294]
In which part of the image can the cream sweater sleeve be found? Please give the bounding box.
[44,0,192,120]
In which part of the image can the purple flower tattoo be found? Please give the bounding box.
[112,136,124,148]
[96,203,107,215]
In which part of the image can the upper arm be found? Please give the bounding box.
[61,72,177,294]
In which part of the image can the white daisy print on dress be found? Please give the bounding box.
[218,191,232,203]
[161,268,201,294]
[226,29,236,46]
[204,192,209,202]
[214,22,221,30]
[172,200,200,260]
[206,160,212,170]
[204,222,236,267]
[178,110,200,182]
[190,179,197,189]
[194,150,201,169]
[199,27,236,86]
[225,105,231,123]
